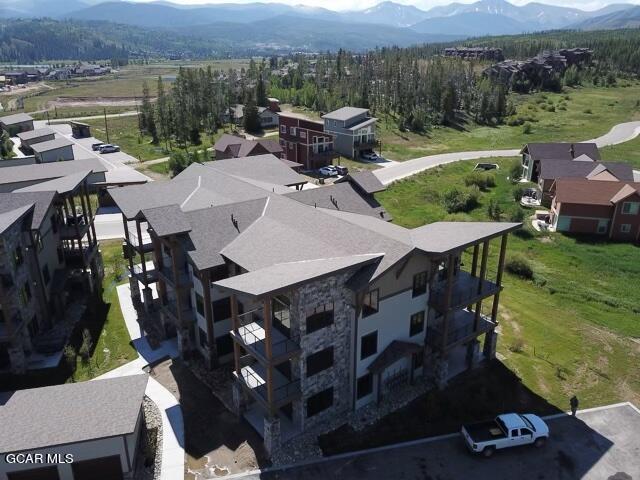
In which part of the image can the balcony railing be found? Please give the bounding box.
[162,300,193,323]
[129,263,158,284]
[127,229,153,253]
[427,311,495,350]
[429,271,500,312]
[64,241,97,268]
[232,307,300,363]
[237,358,301,407]
[354,137,378,148]
[158,264,192,287]
[59,220,90,240]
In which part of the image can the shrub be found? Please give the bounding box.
[509,160,523,183]
[522,122,533,134]
[509,207,525,223]
[64,345,77,374]
[507,117,524,127]
[505,254,534,280]
[547,105,556,112]
[79,329,93,362]
[464,172,496,190]
[441,187,479,214]
[512,186,524,201]
[487,199,503,220]
[584,108,593,114]
[509,338,525,353]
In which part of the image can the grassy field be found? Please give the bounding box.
[601,134,640,168]
[379,83,640,161]
[377,157,640,408]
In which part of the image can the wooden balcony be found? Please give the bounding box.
[234,355,301,411]
[157,264,192,288]
[427,310,495,351]
[429,271,500,312]
[129,263,158,285]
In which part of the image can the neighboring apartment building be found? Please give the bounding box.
[550,178,640,242]
[31,138,75,163]
[278,112,336,170]
[110,154,520,455]
[537,160,634,205]
[0,113,34,136]
[16,127,56,155]
[520,142,600,182]
[322,107,378,159]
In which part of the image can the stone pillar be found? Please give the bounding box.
[176,326,191,358]
[143,287,154,312]
[292,399,304,432]
[466,340,480,370]
[232,382,246,416]
[434,357,449,390]
[8,337,27,375]
[129,276,141,303]
[263,416,281,457]
[483,329,498,360]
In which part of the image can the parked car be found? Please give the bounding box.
[319,165,338,177]
[474,163,500,171]
[99,144,120,153]
[91,142,105,151]
[461,413,549,457]
[361,151,380,162]
[335,165,348,175]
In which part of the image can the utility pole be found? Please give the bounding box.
[103,108,110,143]
[45,110,50,126]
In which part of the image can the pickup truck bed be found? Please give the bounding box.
[464,420,506,443]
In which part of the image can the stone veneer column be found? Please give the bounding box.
[434,357,449,389]
[143,287,154,312]
[263,416,281,456]
[232,382,246,416]
[483,329,498,360]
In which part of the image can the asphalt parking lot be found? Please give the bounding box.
[237,403,640,480]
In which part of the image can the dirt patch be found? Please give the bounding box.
[150,358,269,479]
[47,96,149,108]
[0,82,52,97]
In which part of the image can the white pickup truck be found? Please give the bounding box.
[461,413,549,457]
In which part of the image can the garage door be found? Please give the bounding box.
[7,466,60,480]
[71,455,123,480]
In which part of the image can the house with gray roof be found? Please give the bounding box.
[0,113,34,136]
[214,134,284,161]
[520,142,600,182]
[16,127,56,154]
[31,137,75,163]
[322,107,378,159]
[109,154,520,455]
[0,375,148,480]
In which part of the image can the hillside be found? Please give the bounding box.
[411,12,529,36]
[574,6,640,30]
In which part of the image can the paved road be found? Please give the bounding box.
[236,403,640,480]
[374,121,640,185]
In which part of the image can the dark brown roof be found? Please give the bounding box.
[214,134,282,158]
[539,160,634,181]
[523,143,600,161]
[554,179,640,206]
[368,340,423,373]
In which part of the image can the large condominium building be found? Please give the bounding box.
[110,154,519,455]
[278,112,336,170]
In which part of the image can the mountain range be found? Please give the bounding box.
[1,0,640,53]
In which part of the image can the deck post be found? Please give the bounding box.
[202,269,216,368]
[136,219,147,280]
[264,296,275,415]
[231,294,240,375]
[491,234,509,324]
[471,244,479,277]
[474,240,490,331]
[440,254,455,352]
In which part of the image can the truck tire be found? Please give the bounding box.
[534,437,547,448]
[482,446,495,457]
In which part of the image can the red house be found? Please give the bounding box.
[550,178,640,242]
[278,112,336,170]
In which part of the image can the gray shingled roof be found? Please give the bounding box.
[336,171,386,194]
[0,375,148,453]
[0,204,33,235]
[285,182,390,220]
[347,117,378,131]
[0,158,106,186]
[411,222,521,255]
[30,137,74,153]
[214,254,382,298]
[522,142,600,161]
[322,107,369,121]
[538,160,633,181]
[205,155,305,186]
[16,127,55,142]
[143,204,192,237]
[0,191,56,229]
[0,113,33,126]
[14,171,91,194]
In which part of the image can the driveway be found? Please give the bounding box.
[374,121,640,185]
[235,403,640,480]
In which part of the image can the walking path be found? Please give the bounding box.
[374,120,640,185]
[94,284,184,480]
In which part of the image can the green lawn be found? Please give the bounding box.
[377,157,640,408]
[379,83,640,161]
[601,134,640,169]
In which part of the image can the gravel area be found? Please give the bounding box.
[137,395,163,480]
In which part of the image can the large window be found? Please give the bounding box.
[621,224,632,233]
[280,125,286,134]
[356,373,373,399]
[195,293,205,317]
[307,387,333,417]
[361,331,378,359]
[306,347,334,377]
[216,334,233,356]
[410,311,425,337]
[362,289,379,317]
[212,297,232,322]
[412,271,427,297]
[306,302,334,333]
[622,202,639,215]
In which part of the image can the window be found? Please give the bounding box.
[621,224,631,233]
[412,271,427,297]
[280,125,286,134]
[20,283,31,306]
[300,130,307,139]
[520,428,532,436]
[306,347,334,377]
[362,289,379,317]
[212,297,231,322]
[13,247,23,268]
[356,373,373,399]
[621,202,640,215]
[597,219,608,234]
[307,387,333,417]
[195,293,204,316]
[288,142,294,150]
[280,139,285,147]
[36,234,44,252]
[216,334,233,356]
[199,327,208,349]
[306,302,334,333]
[42,265,50,285]
[410,311,425,337]
[290,127,297,136]
[361,331,378,359]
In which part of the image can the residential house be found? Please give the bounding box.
[214,134,283,160]
[0,158,107,193]
[322,107,378,159]
[550,178,640,242]
[0,375,148,480]
[278,112,336,170]
[520,142,600,182]
[2,72,27,85]
[71,121,92,139]
[267,98,281,112]
[109,155,520,455]
[31,138,75,163]
[537,160,634,205]
[0,113,34,136]
[258,107,279,129]
[16,127,56,155]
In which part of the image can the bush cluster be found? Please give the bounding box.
[464,172,496,190]
[505,254,534,280]
[441,187,479,214]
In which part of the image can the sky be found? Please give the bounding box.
[146,0,640,12]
